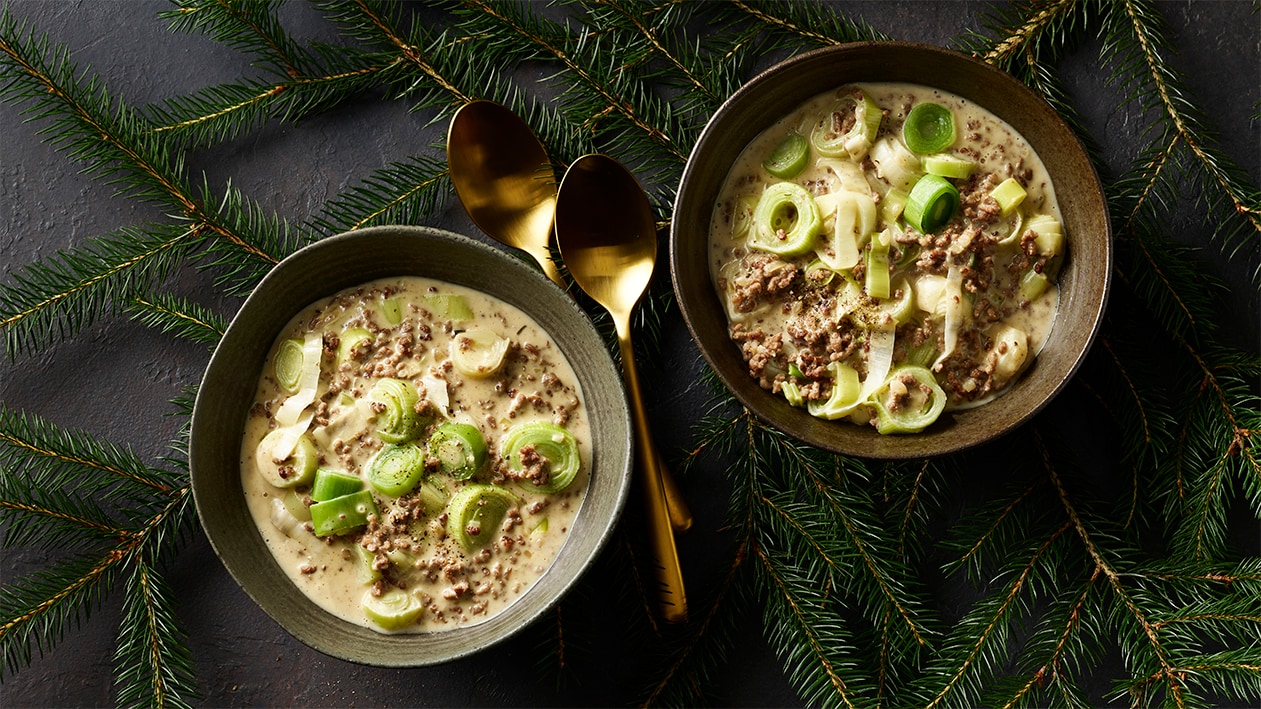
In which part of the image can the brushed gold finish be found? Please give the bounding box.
[555,154,687,623]
[446,101,693,534]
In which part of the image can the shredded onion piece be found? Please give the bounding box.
[421,374,450,414]
[271,410,315,462]
[933,264,964,369]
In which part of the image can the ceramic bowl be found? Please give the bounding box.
[190,225,632,665]
[670,42,1111,458]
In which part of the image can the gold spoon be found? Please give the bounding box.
[446,101,693,533]
[446,100,564,288]
[555,153,687,623]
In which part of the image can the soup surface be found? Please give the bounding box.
[240,276,589,632]
[709,82,1065,433]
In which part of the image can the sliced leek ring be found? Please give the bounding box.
[450,328,511,378]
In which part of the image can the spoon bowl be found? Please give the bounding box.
[556,154,688,623]
[447,100,563,287]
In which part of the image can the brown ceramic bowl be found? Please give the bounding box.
[670,42,1110,458]
[190,225,632,665]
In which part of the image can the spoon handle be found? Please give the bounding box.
[616,319,687,623]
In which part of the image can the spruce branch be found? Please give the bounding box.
[113,557,198,709]
[727,0,888,49]
[0,224,193,357]
[123,293,227,349]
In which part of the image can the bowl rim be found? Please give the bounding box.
[669,41,1112,458]
[190,225,633,665]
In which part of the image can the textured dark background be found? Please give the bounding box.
[1,1,1257,707]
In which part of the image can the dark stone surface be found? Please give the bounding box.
[1,1,1256,707]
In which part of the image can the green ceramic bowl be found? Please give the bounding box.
[670,42,1111,458]
[190,225,632,665]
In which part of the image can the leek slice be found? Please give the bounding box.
[749,182,823,257]
[274,331,323,427]
[865,228,892,299]
[807,324,895,420]
[309,490,377,536]
[501,421,582,494]
[810,91,882,160]
[361,588,423,630]
[311,468,363,502]
[353,545,381,584]
[815,190,876,271]
[923,154,975,179]
[989,325,1030,382]
[422,293,474,322]
[255,428,318,488]
[365,443,426,497]
[881,188,909,225]
[781,379,805,407]
[336,327,373,366]
[1020,269,1050,301]
[763,132,810,179]
[730,194,759,240]
[378,295,404,327]
[427,422,488,480]
[989,177,1027,215]
[369,378,426,444]
[1026,214,1064,257]
[269,497,304,538]
[870,366,947,434]
[450,328,511,379]
[281,489,311,521]
[904,174,960,234]
[902,102,955,154]
[446,484,520,550]
[273,338,305,394]
[870,136,923,191]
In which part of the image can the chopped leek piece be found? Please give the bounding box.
[803,258,836,286]
[749,182,823,257]
[273,338,305,394]
[369,378,426,444]
[870,136,923,191]
[989,325,1030,382]
[310,490,377,536]
[902,102,955,154]
[311,468,362,502]
[269,497,303,537]
[763,132,810,179]
[379,295,404,326]
[413,479,449,517]
[731,194,759,239]
[365,443,426,497]
[353,544,381,584]
[281,489,311,521]
[1020,269,1050,301]
[361,588,423,630]
[870,366,947,434]
[904,174,960,234]
[450,328,511,379]
[923,154,975,179]
[989,177,1027,215]
[811,91,883,160]
[1026,214,1064,257]
[881,188,909,225]
[255,429,318,488]
[446,484,519,550]
[807,362,861,420]
[421,293,474,322]
[337,327,373,366]
[427,422,488,480]
[906,341,938,369]
[781,380,805,407]
[501,421,582,494]
[865,228,892,299]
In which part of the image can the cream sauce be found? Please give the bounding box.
[240,277,589,633]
